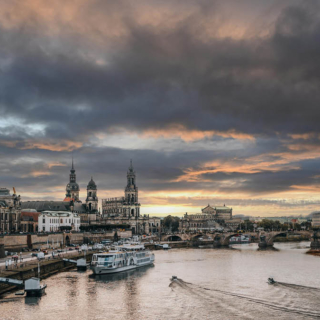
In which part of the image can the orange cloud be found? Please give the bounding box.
[142,125,255,142]
[0,139,82,151]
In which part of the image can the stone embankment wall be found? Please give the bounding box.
[2,230,132,254]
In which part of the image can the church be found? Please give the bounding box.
[21,159,160,235]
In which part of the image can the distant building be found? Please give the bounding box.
[101,161,157,234]
[0,188,21,232]
[179,212,221,232]
[22,160,99,225]
[21,210,40,233]
[102,160,140,218]
[202,204,232,220]
[179,204,236,232]
[38,211,80,232]
[312,212,320,228]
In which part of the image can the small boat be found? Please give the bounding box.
[171,276,178,281]
[268,277,276,285]
[162,244,171,250]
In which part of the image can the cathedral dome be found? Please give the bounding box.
[87,177,97,190]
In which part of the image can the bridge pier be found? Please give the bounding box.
[258,234,274,248]
[310,231,320,249]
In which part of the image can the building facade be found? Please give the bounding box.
[179,204,236,232]
[38,211,80,232]
[312,212,320,228]
[21,210,40,232]
[22,160,99,226]
[202,204,232,220]
[179,213,221,232]
[0,188,21,233]
[101,161,153,234]
[102,160,140,218]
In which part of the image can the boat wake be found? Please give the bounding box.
[275,281,320,292]
[170,278,320,318]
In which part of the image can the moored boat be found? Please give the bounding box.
[90,244,155,275]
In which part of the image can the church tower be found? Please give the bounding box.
[66,158,80,201]
[86,177,98,213]
[125,160,140,217]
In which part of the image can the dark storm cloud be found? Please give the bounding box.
[0,1,320,137]
[0,0,320,213]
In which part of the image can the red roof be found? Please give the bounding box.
[63,197,74,202]
[21,211,40,222]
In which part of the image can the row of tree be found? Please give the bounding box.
[238,219,313,232]
[162,216,315,233]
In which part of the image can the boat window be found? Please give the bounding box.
[97,255,114,262]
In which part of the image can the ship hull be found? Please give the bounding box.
[91,261,154,275]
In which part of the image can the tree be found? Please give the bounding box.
[162,215,180,232]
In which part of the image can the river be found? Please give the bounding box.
[0,242,319,319]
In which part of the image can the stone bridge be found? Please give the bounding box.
[258,230,312,248]
[161,230,312,248]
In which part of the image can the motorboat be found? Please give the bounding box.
[268,277,276,285]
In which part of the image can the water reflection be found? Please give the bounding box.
[0,243,319,320]
[25,296,41,305]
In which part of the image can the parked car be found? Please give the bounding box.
[31,252,38,257]
[68,247,73,251]
[57,249,63,253]
[41,250,48,255]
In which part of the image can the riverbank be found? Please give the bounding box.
[306,249,320,257]
[0,252,95,296]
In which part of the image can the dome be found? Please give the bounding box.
[87,177,97,189]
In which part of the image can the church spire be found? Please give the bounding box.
[128,159,134,173]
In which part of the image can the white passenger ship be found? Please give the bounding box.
[90,244,155,275]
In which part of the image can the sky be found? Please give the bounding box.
[1,0,320,217]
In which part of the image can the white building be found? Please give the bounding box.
[38,211,80,232]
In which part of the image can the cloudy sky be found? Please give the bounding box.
[1,0,320,217]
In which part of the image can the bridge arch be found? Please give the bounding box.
[217,233,239,246]
[191,234,204,241]
[166,235,182,241]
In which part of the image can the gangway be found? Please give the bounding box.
[0,277,46,296]
[63,258,88,271]
[0,277,24,287]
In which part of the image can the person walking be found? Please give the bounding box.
[5,260,8,270]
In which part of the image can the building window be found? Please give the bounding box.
[43,218,45,223]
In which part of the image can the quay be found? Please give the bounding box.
[0,251,95,296]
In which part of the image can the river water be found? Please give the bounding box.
[0,242,319,320]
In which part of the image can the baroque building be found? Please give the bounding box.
[0,188,21,233]
[65,158,80,202]
[179,204,240,232]
[101,161,159,235]
[102,160,140,218]
[22,160,98,225]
